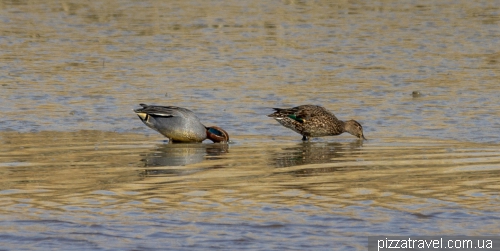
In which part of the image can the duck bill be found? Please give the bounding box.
[360,134,367,140]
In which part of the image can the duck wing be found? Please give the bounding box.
[269,105,337,123]
[135,104,195,118]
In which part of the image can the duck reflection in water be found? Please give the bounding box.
[140,143,228,176]
[273,141,363,171]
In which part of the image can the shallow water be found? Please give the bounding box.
[1,132,500,250]
[1,0,500,250]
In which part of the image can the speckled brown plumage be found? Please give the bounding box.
[268,105,366,141]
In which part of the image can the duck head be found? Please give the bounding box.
[206,126,230,143]
[344,120,367,140]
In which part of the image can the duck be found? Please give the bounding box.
[134,104,229,143]
[267,104,366,141]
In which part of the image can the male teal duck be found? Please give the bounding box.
[134,104,229,143]
[268,105,366,141]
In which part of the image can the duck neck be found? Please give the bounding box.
[329,120,346,135]
[339,120,347,133]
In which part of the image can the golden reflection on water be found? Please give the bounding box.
[1,131,499,219]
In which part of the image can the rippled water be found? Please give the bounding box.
[1,0,500,250]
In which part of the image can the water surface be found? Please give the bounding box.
[1,0,500,250]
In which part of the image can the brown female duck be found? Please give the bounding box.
[268,105,366,141]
